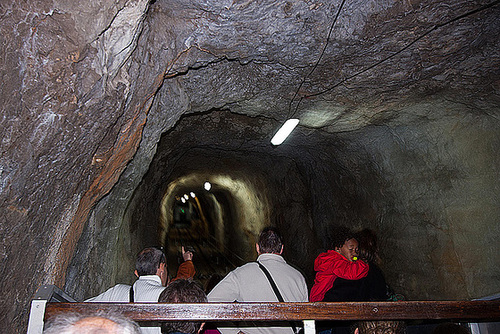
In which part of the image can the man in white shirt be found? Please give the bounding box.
[208,227,308,334]
[87,247,195,333]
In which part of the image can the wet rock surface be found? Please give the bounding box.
[1,0,499,331]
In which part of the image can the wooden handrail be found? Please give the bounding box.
[45,301,500,322]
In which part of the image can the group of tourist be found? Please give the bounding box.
[42,227,466,334]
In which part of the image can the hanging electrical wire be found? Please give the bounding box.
[287,0,347,119]
[292,0,500,104]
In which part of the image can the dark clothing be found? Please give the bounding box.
[357,262,389,301]
[321,262,389,334]
[322,277,361,302]
[323,261,388,302]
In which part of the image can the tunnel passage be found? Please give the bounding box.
[117,108,401,289]
[65,108,384,298]
[65,104,500,304]
[113,109,319,287]
[159,173,267,282]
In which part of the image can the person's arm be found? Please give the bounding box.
[313,252,337,273]
[314,252,368,279]
[173,260,195,281]
[333,258,369,280]
[172,246,196,281]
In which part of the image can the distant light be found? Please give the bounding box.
[181,197,186,203]
[190,192,196,198]
[271,119,299,145]
[183,194,189,200]
[204,182,211,191]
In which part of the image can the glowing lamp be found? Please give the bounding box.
[271,119,299,146]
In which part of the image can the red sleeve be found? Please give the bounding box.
[172,260,195,282]
[314,254,337,273]
[314,252,368,280]
[332,259,369,280]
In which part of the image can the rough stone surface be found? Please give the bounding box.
[1,0,500,332]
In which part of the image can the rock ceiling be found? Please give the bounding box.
[146,0,500,130]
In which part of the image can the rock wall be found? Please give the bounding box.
[1,1,154,331]
[352,101,500,299]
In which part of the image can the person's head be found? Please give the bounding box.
[43,312,141,334]
[336,238,359,262]
[331,226,358,262]
[353,320,406,334]
[135,247,168,285]
[159,278,207,334]
[256,227,283,255]
[354,228,379,263]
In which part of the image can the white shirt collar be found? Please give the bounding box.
[257,253,286,263]
[137,274,162,284]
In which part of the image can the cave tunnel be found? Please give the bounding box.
[2,0,500,332]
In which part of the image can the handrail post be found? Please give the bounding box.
[26,285,77,334]
[303,320,315,334]
[27,300,47,334]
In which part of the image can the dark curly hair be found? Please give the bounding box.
[353,320,406,334]
[354,228,379,263]
[330,225,356,250]
[159,279,207,334]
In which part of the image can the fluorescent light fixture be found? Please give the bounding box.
[204,182,211,191]
[271,119,299,146]
[181,197,186,203]
[183,194,189,200]
[190,192,196,198]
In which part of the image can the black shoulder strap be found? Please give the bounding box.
[257,262,298,333]
[129,285,134,302]
[257,261,284,302]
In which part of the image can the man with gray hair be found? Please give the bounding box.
[87,247,194,302]
[43,312,141,334]
[86,247,195,334]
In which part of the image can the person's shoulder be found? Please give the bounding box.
[261,255,305,276]
[115,283,132,289]
[86,283,131,302]
[236,261,260,271]
[284,262,307,278]
[102,283,131,292]
[214,262,258,282]
[107,284,132,295]
[316,250,341,261]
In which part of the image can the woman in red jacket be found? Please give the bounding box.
[310,229,369,302]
